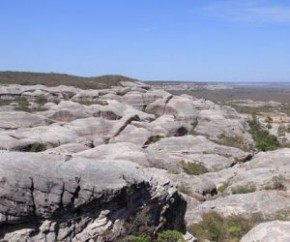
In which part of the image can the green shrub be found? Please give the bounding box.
[29,143,46,152]
[35,95,48,105]
[17,143,46,152]
[124,231,185,242]
[248,115,280,151]
[227,225,241,237]
[179,159,208,175]
[157,230,185,242]
[125,235,151,242]
[189,211,260,242]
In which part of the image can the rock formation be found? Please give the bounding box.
[0,77,290,241]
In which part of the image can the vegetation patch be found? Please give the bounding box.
[274,209,290,221]
[0,98,13,106]
[125,235,151,242]
[35,95,48,105]
[248,115,280,151]
[156,230,185,242]
[189,211,261,242]
[14,97,31,112]
[216,133,247,150]
[123,230,185,242]
[14,96,48,112]
[15,142,46,152]
[217,183,228,194]
[179,159,208,175]
[231,185,256,194]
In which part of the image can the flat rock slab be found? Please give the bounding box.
[0,111,48,129]
[188,191,290,223]
[146,135,249,161]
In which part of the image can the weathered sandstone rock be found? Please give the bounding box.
[0,151,186,241]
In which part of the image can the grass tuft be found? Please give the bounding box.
[189,211,261,242]
[180,159,208,175]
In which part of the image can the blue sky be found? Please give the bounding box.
[0,0,290,82]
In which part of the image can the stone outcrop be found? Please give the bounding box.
[0,151,186,241]
[2,81,290,241]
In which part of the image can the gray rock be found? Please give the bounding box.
[45,143,90,155]
[0,111,49,129]
[75,142,150,167]
[188,191,290,224]
[146,135,249,162]
[195,106,254,148]
[240,220,290,242]
[123,90,171,111]
[109,124,152,146]
[0,151,186,241]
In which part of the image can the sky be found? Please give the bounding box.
[0,0,290,82]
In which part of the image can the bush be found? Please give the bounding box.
[189,211,260,242]
[16,143,46,152]
[179,159,208,175]
[248,115,280,151]
[35,95,48,105]
[125,235,151,242]
[157,230,185,242]
[124,231,185,242]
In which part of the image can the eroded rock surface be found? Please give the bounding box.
[2,81,290,241]
[240,220,290,242]
[0,151,186,241]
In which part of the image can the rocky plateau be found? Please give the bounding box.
[1,77,290,241]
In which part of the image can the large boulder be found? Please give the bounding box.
[146,135,250,164]
[0,151,186,241]
[195,106,254,149]
[213,148,290,194]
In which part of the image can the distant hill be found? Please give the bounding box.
[0,71,140,89]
